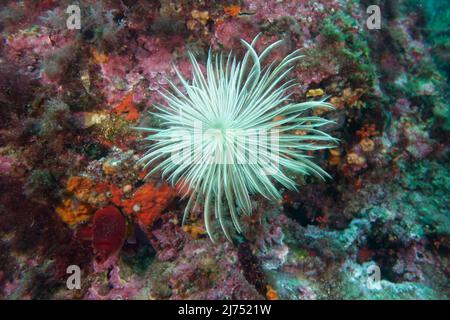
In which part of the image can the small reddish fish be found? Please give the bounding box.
[92,206,127,263]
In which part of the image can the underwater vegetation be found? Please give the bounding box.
[0,0,448,300]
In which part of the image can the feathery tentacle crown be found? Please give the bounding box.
[136,35,337,242]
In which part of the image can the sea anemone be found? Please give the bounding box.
[136,35,337,242]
